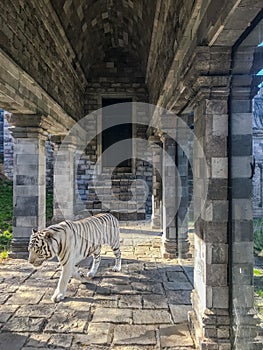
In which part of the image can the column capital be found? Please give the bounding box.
[50,134,77,151]
[190,77,231,109]
[7,114,51,140]
[160,133,176,147]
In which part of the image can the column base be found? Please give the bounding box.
[10,237,30,258]
[189,290,232,350]
[161,238,177,259]
[178,238,191,259]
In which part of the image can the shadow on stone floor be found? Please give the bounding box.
[0,236,195,349]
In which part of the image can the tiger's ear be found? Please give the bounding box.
[44,231,52,239]
[32,228,38,234]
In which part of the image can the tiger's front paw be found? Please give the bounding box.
[51,290,65,303]
[112,265,121,272]
[87,271,96,279]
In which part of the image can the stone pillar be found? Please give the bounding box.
[161,133,177,258]
[189,95,231,349]
[51,135,76,221]
[176,115,191,259]
[149,135,162,229]
[9,115,48,255]
[230,76,260,349]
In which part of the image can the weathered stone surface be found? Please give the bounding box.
[0,332,28,350]
[3,316,46,332]
[167,290,192,305]
[111,346,158,350]
[15,304,54,318]
[25,333,51,348]
[72,333,111,349]
[113,325,157,345]
[169,305,193,324]
[48,333,73,348]
[92,308,132,324]
[86,322,112,344]
[159,324,194,348]
[133,310,172,324]
[142,294,168,309]
[0,304,19,322]
[44,310,90,333]
[118,295,142,308]
[6,288,44,305]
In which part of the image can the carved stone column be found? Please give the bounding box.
[51,135,76,221]
[9,115,48,255]
[176,114,191,259]
[189,92,231,349]
[160,133,177,258]
[230,66,261,348]
[149,135,162,229]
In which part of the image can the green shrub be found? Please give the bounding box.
[46,192,53,222]
[0,179,13,232]
[254,218,263,255]
[0,230,12,251]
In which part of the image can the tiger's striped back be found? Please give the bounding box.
[66,212,120,247]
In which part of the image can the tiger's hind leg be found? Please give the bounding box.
[87,246,101,279]
[111,243,121,272]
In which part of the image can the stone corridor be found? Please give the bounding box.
[0,226,195,350]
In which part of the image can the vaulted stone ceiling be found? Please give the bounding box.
[50,0,157,81]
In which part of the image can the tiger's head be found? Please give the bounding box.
[28,229,55,267]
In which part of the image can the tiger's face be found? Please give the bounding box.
[28,229,54,267]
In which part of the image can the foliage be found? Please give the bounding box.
[256,290,263,298]
[254,268,263,276]
[0,250,9,259]
[254,218,263,255]
[46,192,53,222]
[0,178,13,232]
[0,230,12,251]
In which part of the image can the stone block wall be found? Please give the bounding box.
[147,0,195,104]
[0,0,85,120]
[50,0,156,82]
[74,82,153,220]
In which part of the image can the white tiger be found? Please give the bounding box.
[28,213,121,302]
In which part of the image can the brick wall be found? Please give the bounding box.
[75,82,153,219]
[0,0,85,120]
[146,0,195,104]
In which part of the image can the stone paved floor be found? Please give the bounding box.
[0,227,195,350]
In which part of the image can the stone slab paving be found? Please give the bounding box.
[0,228,195,350]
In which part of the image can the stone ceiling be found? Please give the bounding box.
[50,0,157,81]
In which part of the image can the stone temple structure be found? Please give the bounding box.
[0,1,263,349]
